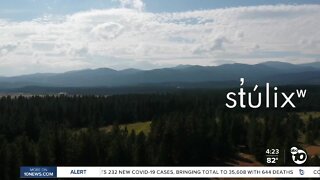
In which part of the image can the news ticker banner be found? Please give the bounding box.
[20,166,320,178]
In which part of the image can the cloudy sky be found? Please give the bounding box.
[0,0,320,76]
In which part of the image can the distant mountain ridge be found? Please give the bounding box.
[0,61,319,89]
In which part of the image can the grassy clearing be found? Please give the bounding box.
[297,112,320,156]
[297,112,320,122]
[302,144,320,157]
[100,121,152,135]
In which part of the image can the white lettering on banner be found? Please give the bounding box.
[57,167,320,178]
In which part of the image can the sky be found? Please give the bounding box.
[0,0,320,76]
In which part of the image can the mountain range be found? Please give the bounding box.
[0,61,320,89]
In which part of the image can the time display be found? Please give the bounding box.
[265,149,279,155]
[265,148,280,164]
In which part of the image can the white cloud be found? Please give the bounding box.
[0,4,320,75]
[117,0,145,11]
[91,22,124,40]
[194,36,230,54]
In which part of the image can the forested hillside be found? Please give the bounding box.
[0,87,320,179]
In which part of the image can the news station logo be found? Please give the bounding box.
[290,147,307,165]
[20,166,57,178]
[299,169,304,175]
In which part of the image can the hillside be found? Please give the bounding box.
[0,61,319,89]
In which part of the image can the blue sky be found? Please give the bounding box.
[0,0,320,75]
[145,0,320,12]
[1,0,320,21]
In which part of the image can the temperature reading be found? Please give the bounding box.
[266,157,278,164]
[265,148,280,165]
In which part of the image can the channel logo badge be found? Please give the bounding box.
[290,147,308,165]
[20,166,57,178]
